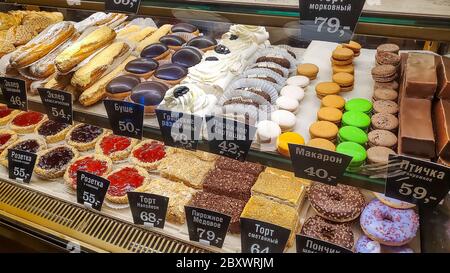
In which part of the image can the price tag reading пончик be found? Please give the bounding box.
[289,144,352,186]
[105,0,141,14]
[0,77,27,110]
[8,149,37,183]
[240,218,291,253]
[128,192,169,229]
[299,0,366,43]
[38,88,73,124]
[76,171,110,211]
[296,234,353,253]
[385,154,450,207]
[104,99,144,140]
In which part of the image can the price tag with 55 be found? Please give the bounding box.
[8,149,37,183]
[76,171,110,211]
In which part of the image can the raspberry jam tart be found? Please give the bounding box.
[95,133,137,162]
[10,111,45,133]
[0,105,18,126]
[67,124,105,151]
[64,154,112,190]
[0,130,17,153]
[131,140,166,170]
[105,166,149,204]
[35,146,78,179]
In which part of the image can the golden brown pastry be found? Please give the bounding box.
[137,24,172,53]
[44,72,74,90]
[6,24,37,46]
[71,41,130,90]
[0,13,19,31]
[75,12,125,32]
[79,55,136,106]
[21,13,54,33]
[0,40,15,57]
[55,26,116,74]
[10,22,75,69]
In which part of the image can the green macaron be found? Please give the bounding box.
[338,126,368,146]
[345,98,373,114]
[342,111,371,131]
[336,141,367,168]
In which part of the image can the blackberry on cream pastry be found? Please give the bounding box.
[161,84,217,115]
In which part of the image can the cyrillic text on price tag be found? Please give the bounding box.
[8,149,36,183]
[0,77,27,110]
[38,88,73,124]
[105,0,141,14]
[385,155,450,207]
[76,171,110,211]
[296,235,353,253]
[240,218,290,253]
[128,192,169,229]
[104,99,144,140]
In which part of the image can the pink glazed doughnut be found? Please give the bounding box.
[355,235,381,253]
[360,199,419,246]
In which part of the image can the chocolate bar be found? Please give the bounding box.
[188,191,246,233]
[434,99,450,159]
[404,53,437,99]
[215,157,264,176]
[202,168,257,201]
[399,98,435,158]
[437,56,450,99]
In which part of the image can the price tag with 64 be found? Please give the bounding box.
[240,218,290,253]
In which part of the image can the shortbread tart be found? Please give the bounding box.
[130,139,166,170]
[35,145,79,180]
[0,129,18,153]
[95,131,138,162]
[0,104,20,126]
[105,165,150,204]
[0,137,47,167]
[9,111,47,134]
[66,123,106,151]
[64,154,112,190]
[35,119,72,143]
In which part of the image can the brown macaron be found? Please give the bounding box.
[376,51,401,67]
[373,100,399,115]
[371,113,399,132]
[368,129,398,149]
[374,80,399,91]
[367,146,396,164]
[373,88,398,101]
[377,43,400,55]
[371,65,398,83]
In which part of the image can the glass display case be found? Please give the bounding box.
[0,0,449,253]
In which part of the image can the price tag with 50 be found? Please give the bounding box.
[104,99,144,140]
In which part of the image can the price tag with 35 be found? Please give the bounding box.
[38,88,73,124]
[105,0,141,14]
[76,171,110,211]
[185,206,231,248]
[0,77,27,110]
[104,99,144,140]
[240,218,290,253]
[385,155,450,207]
[127,192,169,229]
[8,149,37,183]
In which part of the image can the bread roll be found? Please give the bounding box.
[10,22,75,69]
[55,26,116,74]
[137,24,172,53]
[71,41,130,90]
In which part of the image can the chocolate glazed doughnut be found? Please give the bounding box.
[301,215,354,250]
[308,183,365,222]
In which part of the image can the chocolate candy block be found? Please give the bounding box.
[188,191,246,233]
[202,169,257,201]
[434,100,450,159]
[404,53,437,99]
[398,98,435,158]
[215,156,264,176]
[437,56,450,99]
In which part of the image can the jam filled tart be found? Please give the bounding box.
[0,104,20,126]
[64,154,112,190]
[35,119,72,143]
[35,145,79,179]
[130,139,166,170]
[0,129,18,153]
[0,137,47,167]
[105,165,150,204]
[66,123,106,151]
[9,111,46,134]
[95,131,138,162]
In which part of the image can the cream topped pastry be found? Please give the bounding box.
[161,84,217,115]
[221,24,269,59]
[202,44,244,73]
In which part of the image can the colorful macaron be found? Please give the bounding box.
[309,121,339,142]
[280,85,305,102]
[277,132,305,157]
[342,111,371,131]
[297,63,319,80]
[338,126,368,146]
[367,146,396,165]
[368,129,398,149]
[332,72,354,92]
[332,64,354,75]
[317,107,343,124]
[372,88,398,101]
[331,47,354,66]
[373,100,399,115]
[286,76,310,88]
[315,82,341,99]
[307,138,336,151]
[345,98,373,115]
[376,43,400,55]
[321,95,345,110]
[342,41,362,57]
[371,65,398,83]
[271,110,297,132]
[336,141,367,169]
[371,113,399,132]
[276,96,299,114]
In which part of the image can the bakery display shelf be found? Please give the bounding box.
[6,0,450,42]
[0,178,211,253]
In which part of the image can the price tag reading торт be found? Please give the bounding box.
[385,155,450,207]
[38,88,73,124]
[0,77,27,111]
[240,218,290,253]
[104,99,144,140]
[105,0,141,14]
[205,115,256,162]
[76,171,110,211]
[8,149,37,184]
[185,206,231,249]
[128,192,169,229]
[296,235,353,253]
[299,0,366,43]
[289,144,352,186]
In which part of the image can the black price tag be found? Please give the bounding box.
[289,144,352,186]
[299,0,366,43]
[105,0,141,14]
[185,206,231,248]
[205,115,256,161]
[0,77,27,110]
[296,235,353,253]
[38,88,73,124]
[104,99,144,140]
[155,108,203,150]
[385,155,450,207]
[76,171,110,211]
[240,218,290,253]
[8,149,36,183]
[128,192,169,229]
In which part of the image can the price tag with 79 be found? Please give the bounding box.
[314,17,349,38]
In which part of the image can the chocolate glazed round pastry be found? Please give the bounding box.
[171,46,202,68]
[140,43,171,61]
[159,34,185,50]
[153,63,188,85]
[34,145,79,179]
[171,23,199,35]
[185,36,217,52]
[127,81,169,114]
[125,58,158,79]
[301,215,354,250]
[308,182,366,222]
[105,74,141,100]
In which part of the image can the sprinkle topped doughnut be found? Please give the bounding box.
[301,215,354,250]
[373,192,416,209]
[308,183,366,222]
[360,199,419,246]
[355,235,381,253]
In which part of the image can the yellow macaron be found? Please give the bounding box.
[317,107,343,124]
[276,132,305,157]
[309,121,339,142]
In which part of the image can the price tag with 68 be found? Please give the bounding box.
[127,192,169,229]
